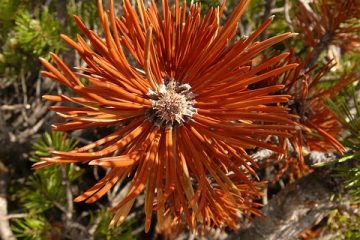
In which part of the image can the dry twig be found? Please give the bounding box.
[233,170,338,240]
[0,162,16,240]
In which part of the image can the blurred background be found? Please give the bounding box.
[0,0,359,239]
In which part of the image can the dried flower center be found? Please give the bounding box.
[146,80,197,129]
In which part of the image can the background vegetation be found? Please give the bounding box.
[0,0,359,239]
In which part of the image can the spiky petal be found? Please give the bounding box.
[34,0,299,231]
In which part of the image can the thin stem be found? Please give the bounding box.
[260,0,274,41]
[0,162,16,240]
[305,31,333,70]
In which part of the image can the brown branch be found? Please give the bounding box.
[0,162,16,240]
[231,169,339,240]
[284,0,294,32]
[260,0,274,41]
[60,166,74,222]
[305,31,334,69]
[0,104,31,111]
[0,213,28,220]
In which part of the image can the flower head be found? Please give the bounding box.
[295,0,360,56]
[255,52,349,180]
[34,0,298,231]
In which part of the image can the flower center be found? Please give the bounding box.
[146,80,197,129]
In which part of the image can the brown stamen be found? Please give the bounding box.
[146,80,196,129]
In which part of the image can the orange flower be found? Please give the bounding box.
[295,0,360,64]
[256,53,348,180]
[34,0,298,231]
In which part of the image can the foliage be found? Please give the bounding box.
[94,209,135,240]
[0,0,359,239]
[328,85,360,164]
[325,85,360,238]
[66,0,100,37]
[0,5,63,83]
[11,131,134,239]
[0,0,25,35]
[0,0,99,83]
[11,132,80,238]
[326,208,360,240]
[14,9,62,57]
[12,216,53,240]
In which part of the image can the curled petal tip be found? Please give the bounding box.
[31,161,49,169]
[39,57,47,63]
[73,196,83,202]
[73,85,82,90]
[88,160,99,165]
[31,162,41,168]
